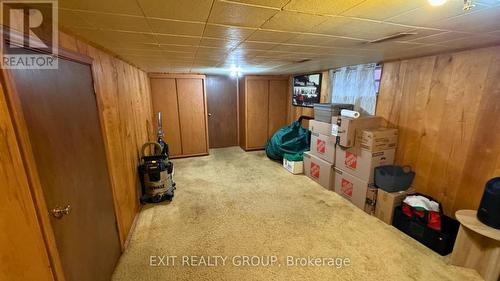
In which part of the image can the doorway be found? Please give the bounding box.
[8,50,121,281]
[206,75,238,148]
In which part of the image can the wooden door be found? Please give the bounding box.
[150,78,182,156]
[246,79,269,148]
[268,79,288,138]
[176,78,208,155]
[206,75,238,148]
[10,55,121,281]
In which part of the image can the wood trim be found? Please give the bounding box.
[148,73,206,79]
[170,152,209,159]
[122,206,142,250]
[174,79,184,155]
[236,77,240,146]
[245,75,288,81]
[1,26,92,65]
[202,77,210,153]
[0,63,66,281]
[89,61,126,250]
[244,77,248,149]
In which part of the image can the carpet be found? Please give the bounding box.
[112,147,481,281]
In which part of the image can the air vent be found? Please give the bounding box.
[368,32,418,44]
[295,59,311,64]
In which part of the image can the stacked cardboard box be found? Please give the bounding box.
[304,113,400,215]
[332,116,398,214]
[304,119,336,190]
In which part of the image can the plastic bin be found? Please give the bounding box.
[313,103,354,123]
[374,165,415,192]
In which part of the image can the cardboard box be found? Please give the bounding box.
[283,158,303,174]
[358,128,398,152]
[375,187,416,224]
[304,151,334,190]
[310,132,336,164]
[333,168,377,214]
[309,119,333,136]
[335,146,395,183]
[331,116,382,148]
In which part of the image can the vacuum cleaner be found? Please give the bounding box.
[139,112,176,204]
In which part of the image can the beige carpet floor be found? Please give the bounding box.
[112,147,481,281]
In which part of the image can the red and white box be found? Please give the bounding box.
[310,132,336,164]
[335,145,395,183]
[333,168,377,214]
[303,151,334,190]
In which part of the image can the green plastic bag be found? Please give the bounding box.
[265,119,311,161]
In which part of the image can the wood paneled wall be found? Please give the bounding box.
[0,81,54,281]
[0,29,153,281]
[287,70,331,124]
[376,45,500,217]
[58,32,154,245]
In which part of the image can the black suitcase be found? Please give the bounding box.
[392,206,459,255]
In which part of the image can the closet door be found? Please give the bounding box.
[268,79,288,138]
[150,78,182,156]
[176,78,208,155]
[246,79,269,149]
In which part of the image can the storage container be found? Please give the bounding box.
[374,165,415,192]
[392,206,459,256]
[313,103,354,123]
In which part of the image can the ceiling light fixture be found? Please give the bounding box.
[428,0,448,6]
[229,65,242,78]
[463,0,475,10]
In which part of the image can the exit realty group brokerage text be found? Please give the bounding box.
[149,255,352,268]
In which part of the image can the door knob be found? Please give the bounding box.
[208,113,212,117]
[51,204,71,219]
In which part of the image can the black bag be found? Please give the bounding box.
[392,205,459,256]
[374,165,415,192]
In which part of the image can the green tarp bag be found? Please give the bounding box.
[265,116,312,161]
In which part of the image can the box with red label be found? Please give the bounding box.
[310,132,336,164]
[335,145,395,183]
[309,119,333,136]
[333,168,377,214]
[303,151,334,190]
[331,116,382,148]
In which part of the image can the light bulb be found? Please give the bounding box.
[428,0,448,6]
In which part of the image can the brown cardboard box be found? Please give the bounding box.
[333,168,376,214]
[357,128,398,152]
[335,145,395,183]
[283,158,303,174]
[309,119,333,136]
[331,116,382,148]
[375,187,416,224]
[304,151,334,190]
[310,132,336,164]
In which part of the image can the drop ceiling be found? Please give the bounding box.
[59,0,500,74]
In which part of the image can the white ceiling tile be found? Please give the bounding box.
[60,0,143,16]
[76,12,152,32]
[315,17,410,40]
[261,11,328,32]
[432,7,500,33]
[149,19,205,36]
[385,1,488,28]
[283,0,366,15]
[203,24,257,40]
[208,1,277,27]
[341,0,423,21]
[137,0,213,21]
